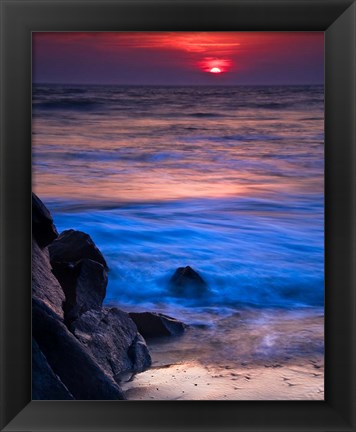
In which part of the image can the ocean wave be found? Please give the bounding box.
[32,84,324,115]
[34,99,101,111]
[188,112,224,118]
[33,84,324,311]
[47,194,324,310]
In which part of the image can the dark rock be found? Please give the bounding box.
[32,238,65,318]
[49,229,108,270]
[129,312,185,338]
[32,193,58,248]
[71,308,151,383]
[128,334,152,372]
[33,299,125,400]
[32,338,74,400]
[169,265,208,297]
[52,258,107,324]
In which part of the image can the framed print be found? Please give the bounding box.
[1,0,355,431]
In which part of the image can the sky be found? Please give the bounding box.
[32,32,324,86]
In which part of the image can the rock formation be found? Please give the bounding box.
[169,265,208,297]
[32,193,151,400]
[129,312,186,338]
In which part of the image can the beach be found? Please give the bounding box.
[121,306,324,400]
[123,360,324,401]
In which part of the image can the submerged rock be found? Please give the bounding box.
[32,193,58,248]
[169,266,208,297]
[49,229,108,270]
[129,312,186,338]
[71,308,152,382]
[33,299,125,400]
[52,258,107,324]
[32,338,74,400]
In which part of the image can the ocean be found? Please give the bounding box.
[32,84,324,316]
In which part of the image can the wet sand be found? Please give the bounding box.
[123,360,324,400]
[121,307,324,400]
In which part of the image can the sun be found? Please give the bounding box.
[210,67,222,74]
[199,58,231,74]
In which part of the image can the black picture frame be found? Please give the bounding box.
[1,0,355,431]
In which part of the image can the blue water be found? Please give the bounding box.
[32,84,324,311]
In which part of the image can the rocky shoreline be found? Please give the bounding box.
[32,193,185,400]
[32,193,324,401]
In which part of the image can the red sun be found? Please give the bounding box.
[210,67,222,74]
[199,57,231,74]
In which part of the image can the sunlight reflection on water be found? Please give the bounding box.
[33,85,324,310]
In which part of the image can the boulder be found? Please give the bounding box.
[169,266,208,297]
[71,308,151,383]
[129,312,185,338]
[128,334,152,372]
[49,229,108,270]
[33,299,125,400]
[52,258,107,324]
[32,338,74,400]
[32,193,58,248]
[32,237,65,318]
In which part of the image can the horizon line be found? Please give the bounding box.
[32,82,324,87]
